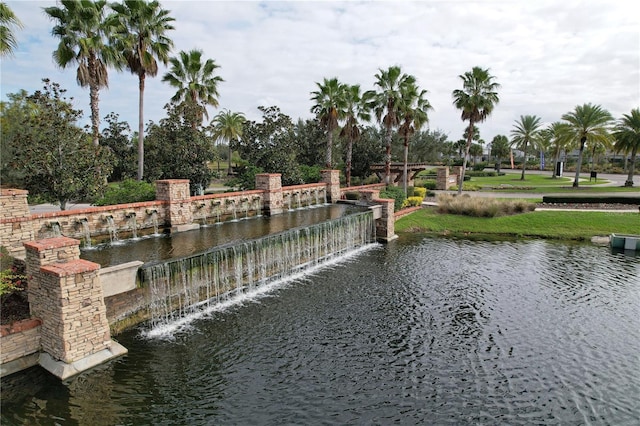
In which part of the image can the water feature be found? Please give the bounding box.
[77,218,92,248]
[141,210,375,331]
[48,221,61,238]
[103,215,119,243]
[227,199,237,221]
[147,210,159,235]
[126,212,137,239]
[2,237,638,424]
[253,196,262,217]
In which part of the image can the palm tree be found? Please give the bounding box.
[109,0,175,181]
[0,2,23,57]
[510,115,542,180]
[539,122,572,178]
[397,81,431,195]
[368,65,416,185]
[211,109,246,176]
[613,108,640,187]
[452,66,500,194]
[340,84,371,187]
[162,49,223,128]
[561,103,613,188]
[490,135,510,173]
[45,0,117,146]
[310,77,346,168]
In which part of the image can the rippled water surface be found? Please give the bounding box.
[2,237,639,425]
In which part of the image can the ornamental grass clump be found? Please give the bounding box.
[436,194,535,217]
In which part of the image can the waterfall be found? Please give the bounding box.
[140,210,376,332]
[128,213,138,239]
[150,211,159,235]
[105,216,119,243]
[79,219,92,248]
[49,222,62,238]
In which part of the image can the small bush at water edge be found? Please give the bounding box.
[379,186,406,212]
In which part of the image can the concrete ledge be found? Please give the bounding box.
[100,261,143,297]
[39,340,128,380]
[171,223,200,233]
[1,352,40,378]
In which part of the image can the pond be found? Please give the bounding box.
[2,236,639,424]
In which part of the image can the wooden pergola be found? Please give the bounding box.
[370,162,430,185]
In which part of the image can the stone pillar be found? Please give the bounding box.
[373,198,397,242]
[24,237,127,380]
[155,179,198,232]
[255,173,283,216]
[452,166,464,187]
[321,170,341,203]
[0,189,34,259]
[436,167,450,190]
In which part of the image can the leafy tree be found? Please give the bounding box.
[3,80,112,209]
[0,2,22,57]
[210,109,245,175]
[490,134,510,173]
[561,103,613,188]
[408,129,449,163]
[613,108,640,187]
[0,90,32,186]
[452,66,500,194]
[397,80,431,195]
[294,118,325,167]
[310,77,347,168]
[109,0,175,181]
[469,143,483,166]
[510,115,542,180]
[234,106,302,185]
[340,84,371,187]
[350,126,384,181]
[44,0,118,146]
[162,49,223,128]
[144,102,215,193]
[538,122,572,178]
[101,112,136,181]
[368,65,416,184]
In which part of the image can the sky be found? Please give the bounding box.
[1,0,639,146]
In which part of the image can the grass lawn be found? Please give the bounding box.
[465,174,640,193]
[395,208,640,241]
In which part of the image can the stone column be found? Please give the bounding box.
[155,179,198,232]
[373,198,397,242]
[321,170,341,203]
[255,173,283,216]
[0,189,34,259]
[452,166,464,187]
[24,237,127,380]
[436,167,450,190]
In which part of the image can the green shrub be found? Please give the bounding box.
[450,182,481,192]
[420,180,437,190]
[93,179,156,206]
[345,191,360,200]
[0,247,26,297]
[413,187,427,198]
[300,165,322,184]
[379,185,406,211]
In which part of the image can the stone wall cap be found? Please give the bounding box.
[24,237,80,251]
[1,188,29,196]
[0,318,42,337]
[41,259,100,277]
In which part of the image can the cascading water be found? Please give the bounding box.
[79,219,92,248]
[149,211,159,235]
[128,213,138,239]
[140,210,377,332]
[105,216,119,243]
[49,222,62,238]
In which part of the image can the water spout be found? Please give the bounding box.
[102,215,119,243]
[76,218,91,248]
[48,221,62,238]
[126,212,138,239]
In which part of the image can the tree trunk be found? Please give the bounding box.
[137,72,145,181]
[325,129,333,168]
[403,139,409,197]
[228,143,233,176]
[625,145,637,187]
[573,137,587,188]
[458,121,474,195]
[89,84,100,147]
[552,150,560,179]
[520,140,528,180]
[384,126,392,185]
[346,138,353,187]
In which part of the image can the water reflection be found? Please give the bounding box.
[2,238,639,424]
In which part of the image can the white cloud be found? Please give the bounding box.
[2,0,638,144]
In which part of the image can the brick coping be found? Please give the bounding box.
[1,318,42,337]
